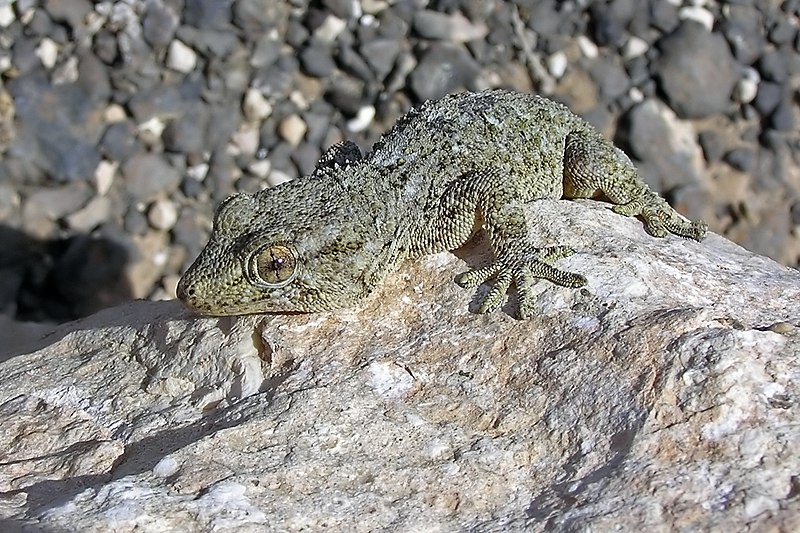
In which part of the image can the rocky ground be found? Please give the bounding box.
[0,0,798,323]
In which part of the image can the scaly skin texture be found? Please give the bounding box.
[177,90,707,319]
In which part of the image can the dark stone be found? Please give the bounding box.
[769,99,795,131]
[589,0,635,48]
[143,1,179,50]
[291,142,323,177]
[698,130,725,163]
[121,153,182,202]
[720,5,765,64]
[753,81,783,115]
[7,73,103,182]
[100,121,140,163]
[768,18,797,45]
[655,21,739,118]
[724,147,755,171]
[93,29,120,65]
[337,45,374,82]
[409,43,480,102]
[162,106,210,154]
[650,0,679,33]
[361,38,402,81]
[588,55,630,102]
[326,75,366,116]
[758,50,789,82]
[183,0,233,30]
[300,43,337,77]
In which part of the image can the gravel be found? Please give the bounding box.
[0,0,798,323]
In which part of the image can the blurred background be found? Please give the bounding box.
[0,0,798,324]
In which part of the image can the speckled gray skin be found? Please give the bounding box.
[177,90,707,319]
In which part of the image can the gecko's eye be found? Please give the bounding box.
[248,243,298,287]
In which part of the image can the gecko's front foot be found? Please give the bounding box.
[455,246,587,319]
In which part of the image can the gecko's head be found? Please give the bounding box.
[177,186,383,316]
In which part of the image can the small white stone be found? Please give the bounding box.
[242,88,272,122]
[166,39,197,74]
[278,114,307,147]
[577,35,599,59]
[137,117,166,145]
[628,87,644,103]
[232,124,260,156]
[36,38,59,69]
[623,36,649,60]
[314,14,347,43]
[65,196,111,232]
[0,5,15,27]
[187,162,209,182]
[346,105,376,133]
[546,51,568,79]
[248,159,272,180]
[94,160,117,196]
[679,6,715,31]
[267,169,293,187]
[147,198,179,231]
[734,78,758,104]
[104,103,128,123]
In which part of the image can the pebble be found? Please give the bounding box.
[278,114,307,147]
[733,67,760,104]
[65,196,111,232]
[166,39,197,73]
[248,159,272,180]
[0,4,14,27]
[94,160,117,196]
[678,6,714,31]
[147,199,179,231]
[546,51,567,79]
[121,153,182,203]
[232,123,260,156]
[724,148,755,172]
[243,88,272,122]
[412,10,488,42]
[622,36,649,60]
[655,21,739,118]
[346,105,375,133]
[313,14,347,43]
[409,43,479,101]
[35,38,58,69]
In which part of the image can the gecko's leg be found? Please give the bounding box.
[563,132,707,241]
[452,169,586,319]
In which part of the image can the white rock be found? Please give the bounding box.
[679,6,715,31]
[103,103,128,123]
[733,67,760,104]
[546,51,568,79]
[623,36,649,60]
[36,38,59,69]
[2,202,799,530]
[345,105,376,133]
[231,123,260,156]
[94,160,117,196]
[64,196,111,232]
[313,14,347,43]
[278,114,307,147]
[247,159,272,180]
[166,39,197,73]
[577,35,599,59]
[147,198,179,231]
[0,4,14,27]
[242,88,272,122]
[266,169,293,187]
[137,117,166,145]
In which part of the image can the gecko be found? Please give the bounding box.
[177,90,707,319]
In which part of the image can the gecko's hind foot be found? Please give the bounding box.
[455,246,587,319]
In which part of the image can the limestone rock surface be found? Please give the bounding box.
[1,201,798,532]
